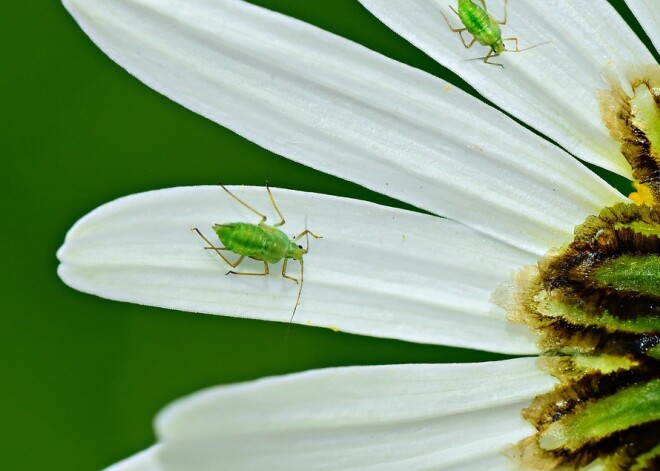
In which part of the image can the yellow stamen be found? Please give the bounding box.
[629,182,656,206]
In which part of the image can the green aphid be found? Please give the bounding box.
[192,184,321,323]
[443,0,539,67]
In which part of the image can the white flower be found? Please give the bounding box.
[58,0,659,469]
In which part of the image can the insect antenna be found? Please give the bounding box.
[289,258,304,325]
[289,218,310,324]
[504,40,550,53]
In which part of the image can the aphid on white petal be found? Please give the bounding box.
[192,184,321,323]
[443,0,544,67]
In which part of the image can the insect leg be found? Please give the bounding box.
[227,260,270,276]
[294,229,322,251]
[281,259,299,284]
[220,183,268,224]
[442,7,478,48]
[441,9,467,32]
[482,49,504,67]
[503,37,521,51]
[265,181,286,227]
[293,230,322,241]
[191,227,245,267]
[503,37,548,53]
[487,0,507,25]
[460,34,478,49]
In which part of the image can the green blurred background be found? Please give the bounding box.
[1,1,656,469]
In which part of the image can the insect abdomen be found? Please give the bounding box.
[458,0,500,46]
[214,222,273,260]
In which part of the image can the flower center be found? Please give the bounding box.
[503,203,660,469]
[499,66,660,469]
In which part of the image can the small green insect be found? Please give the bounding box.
[443,0,539,67]
[192,184,321,323]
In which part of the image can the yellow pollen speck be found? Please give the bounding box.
[606,59,612,65]
[444,85,451,92]
[327,325,340,332]
[629,182,656,206]
[402,234,406,240]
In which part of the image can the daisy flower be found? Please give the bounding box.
[58,0,660,469]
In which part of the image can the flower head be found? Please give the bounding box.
[59,0,659,469]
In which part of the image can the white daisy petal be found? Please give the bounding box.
[627,0,660,53]
[105,446,162,471]
[359,0,656,177]
[62,0,626,254]
[149,358,555,470]
[57,186,539,353]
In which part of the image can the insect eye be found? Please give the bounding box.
[298,245,303,249]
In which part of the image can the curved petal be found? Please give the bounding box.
[57,186,539,353]
[62,0,626,255]
[144,358,555,470]
[627,0,660,54]
[106,446,162,471]
[360,0,657,177]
